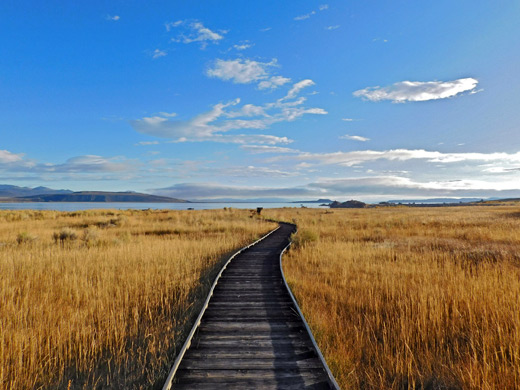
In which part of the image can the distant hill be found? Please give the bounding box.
[15,191,189,203]
[0,184,72,198]
[329,200,367,209]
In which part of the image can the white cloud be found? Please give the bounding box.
[168,20,225,48]
[154,182,314,200]
[260,27,272,32]
[165,20,183,31]
[0,152,137,180]
[353,78,479,103]
[131,86,327,144]
[284,79,315,100]
[294,11,316,21]
[106,15,120,21]
[233,41,254,51]
[340,135,370,142]
[240,145,300,154]
[51,155,133,173]
[279,149,520,168]
[152,49,167,59]
[206,59,291,91]
[295,4,328,21]
[158,112,177,118]
[207,59,275,84]
[221,165,297,177]
[0,150,24,163]
[258,76,292,90]
[326,25,340,30]
[136,141,160,146]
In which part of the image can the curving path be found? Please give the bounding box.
[164,223,339,390]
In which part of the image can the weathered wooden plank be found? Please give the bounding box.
[208,301,295,308]
[175,368,327,380]
[186,349,316,359]
[191,339,313,349]
[173,379,331,390]
[199,321,303,331]
[181,358,325,370]
[194,332,306,340]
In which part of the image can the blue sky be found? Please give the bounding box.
[1,1,520,201]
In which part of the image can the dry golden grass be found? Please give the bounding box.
[265,206,520,390]
[0,208,275,389]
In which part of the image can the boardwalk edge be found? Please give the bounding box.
[279,224,342,390]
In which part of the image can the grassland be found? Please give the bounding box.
[265,206,520,389]
[0,208,275,390]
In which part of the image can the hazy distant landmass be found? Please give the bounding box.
[387,197,495,204]
[15,191,189,203]
[291,199,333,204]
[0,184,72,198]
[0,185,189,203]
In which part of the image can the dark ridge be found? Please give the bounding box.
[14,191,189,203]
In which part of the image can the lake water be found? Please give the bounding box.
[0,202,328,211]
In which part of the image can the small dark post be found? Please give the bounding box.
[256,207,263,215]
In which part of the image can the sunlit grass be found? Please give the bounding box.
[0,208,275,389]
[266,206,520,389]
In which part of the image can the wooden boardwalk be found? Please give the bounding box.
[164,223,339,390]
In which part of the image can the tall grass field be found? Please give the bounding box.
[0,208,275,389]
[2,206,519,389]
[265,206,520,389]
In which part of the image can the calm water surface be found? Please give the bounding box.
[0,202,327,211]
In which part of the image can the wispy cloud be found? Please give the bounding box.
[154,182,314,200]
[0,150,24,163]
[353,78,479,103]
[207,58,275,84]
[106,15,120,21]
[294,11,316,21]
[131,81,326,144]
[206,58,291,90]
[326,25,340,30]
[294,4,329,21]
[220,165,298,178]
[240,145,300,154]
[135,141,160,146]
[0,151,137,181]
[258,76,291,90]
[167,20,226,48]
[340,135,370,142]
[233,41,254,51]
[152,49,167,59]
[283,79,315,100]
[277,149,520,167]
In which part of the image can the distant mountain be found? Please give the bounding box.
[15,191,189,203]
[291,199,333,204]
[0,184,72,198]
